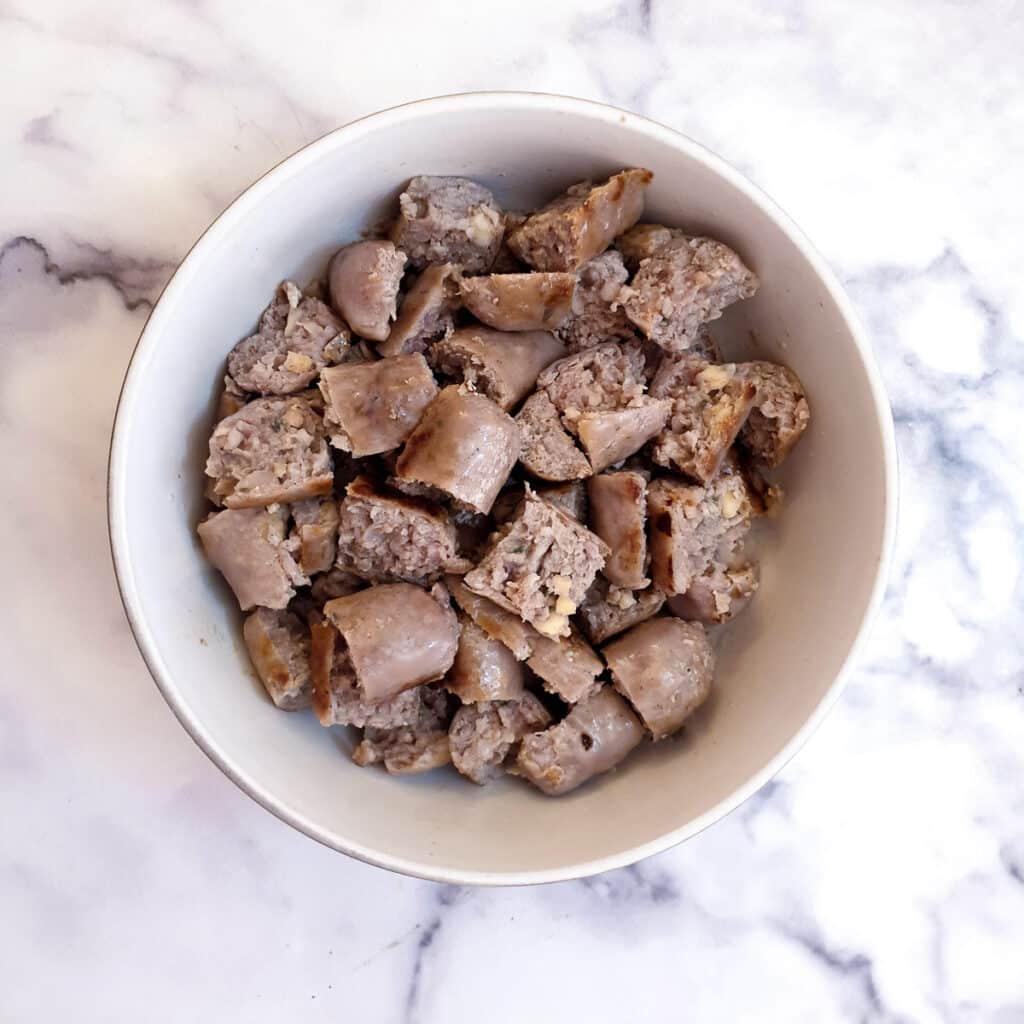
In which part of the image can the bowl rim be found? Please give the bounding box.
[107,90,899,887]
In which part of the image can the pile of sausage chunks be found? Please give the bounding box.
[198,169,810,796]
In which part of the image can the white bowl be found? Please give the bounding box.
[108,92,897,885]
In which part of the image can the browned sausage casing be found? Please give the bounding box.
[396,386,521,514]
[515,687,645,795]
[602,617,714,740]
[328,240,406,342]
[459,273,575,331]
[508,169,653,272]
[587,470,650,590]
[323,583,459,701]
[446,614,526,703]
[432,325,566,411]
[319,353,438,457]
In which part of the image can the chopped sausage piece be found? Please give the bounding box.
[615,223,676,273]
[739,361,810,468]
[390,176,504,274]
[647,470,754,595]
[310,621,428,727]
[649,357,756,482]
[242,606,312,709]
[667,562,759,624]
[537,341,647,419]
[532,342,666,473]
[556,251,635,351]
[317,582,458,704]
[395,386,521,515]
[575,400,670,473]
[587,470,650,589]
[289,497,339,576]
[507,169,653,272]
[577,577,666,644]
[516,391,592,482]
[227,281,348,396]
[449,695,552,784]
[318,353,438,457]
[603,617,714,740]
[621,235,759,352]
[352,686,454,774]
[525,625,603,704]
[309,566,363,604]
[459,272,576,331]
[445,614,526,703]
[335,476,467,584]
[206,396,334,508]
[463,487,608,638]
[197,506,308,611]
[447,575,537,660]
[447,575,602,703]
[536,480,586,521]
[432,326,566,411]
[514,687,644,796]
[377,264,459,358]
[327,240,407,342]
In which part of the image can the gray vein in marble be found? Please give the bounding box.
[579,860,681,904]
[1000,844,1024,887]
[22,112,74,151]
[404,885,462,1024]
[0,235,174,311]
[778,922,895,1024]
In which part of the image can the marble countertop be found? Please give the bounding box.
[3,1,1022,1020]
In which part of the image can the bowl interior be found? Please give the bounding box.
[110,95,894,883]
